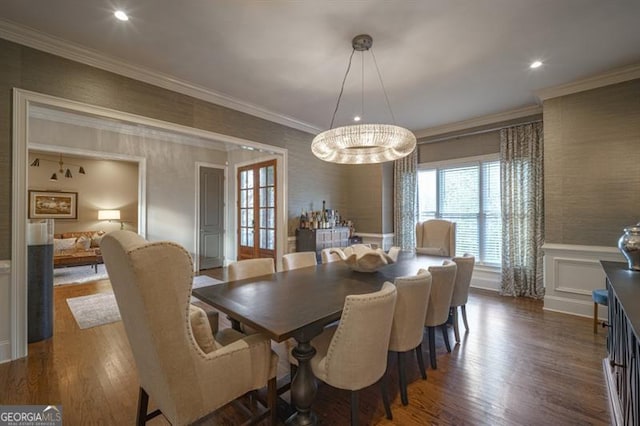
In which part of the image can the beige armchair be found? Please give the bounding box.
[282,251,317,271]
[388,270,432,406]
[450,254,475,342]
[310,282,397,425]
[416,219,456,256]
[101,231,278,425]
[425,260,457,369]
[228,257,275,281]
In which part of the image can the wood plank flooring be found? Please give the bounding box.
[0,270,610,425]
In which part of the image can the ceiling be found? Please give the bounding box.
[1,1,639,135]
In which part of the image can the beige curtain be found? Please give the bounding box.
[394,149,417,250]
[500,122,544,298]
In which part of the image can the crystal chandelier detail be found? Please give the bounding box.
[311,34,416,164]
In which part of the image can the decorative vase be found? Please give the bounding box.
[618,224,640,271]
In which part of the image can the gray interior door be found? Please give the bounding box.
[199,167,224,269]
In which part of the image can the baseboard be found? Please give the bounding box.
[603,358,622,426]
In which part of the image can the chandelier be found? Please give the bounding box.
[30,154,86,181]
[311,34,416,164]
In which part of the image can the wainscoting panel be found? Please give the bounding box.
[543,243,625,318]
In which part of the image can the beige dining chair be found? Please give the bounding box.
[425,260,457,369]
[415,219,456,256]
[101,231,278,426]
[320,247,341,264]
[450,254,476,342]
[282,251,317,271]
[388,270,432,406]
[228,257,275,281]
[310,282,397,425]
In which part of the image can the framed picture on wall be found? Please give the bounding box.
[28,190,78,219]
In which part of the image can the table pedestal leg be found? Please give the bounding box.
[286,340,318,426]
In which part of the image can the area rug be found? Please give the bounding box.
[54,264,109,286]
[66,275,223,329]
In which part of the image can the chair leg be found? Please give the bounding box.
[415,343,427,380]
[137,387,149,426]
[440,324,451,353]
[351,390,359,426]
[461,305,469,332]
[452,307,461,343]
[397,351,408,405]
[380,373,393,420]
[267,376,277,426]
[593,302,598,334]
[428,326,437,369]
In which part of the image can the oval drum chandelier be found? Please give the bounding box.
[312,34,416,164]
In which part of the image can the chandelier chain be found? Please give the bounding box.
[329,48,356,129]
[370,48,397,125]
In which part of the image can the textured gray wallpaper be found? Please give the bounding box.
[0,39,354,259]
[544,79,640,246]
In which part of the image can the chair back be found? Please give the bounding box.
[450,254,475,307]
[102,231,277,425]
[415,219,456,256]
[228,258,275,281]
[282,251,317,271]
[320,248,341,264]
[424,261,457,326]
[323,282,397,390]
[389,270,432,352]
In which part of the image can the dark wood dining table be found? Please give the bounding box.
[193,252,447,426]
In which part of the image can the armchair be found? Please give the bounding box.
[415,219,456,256]
[101,231,278,425]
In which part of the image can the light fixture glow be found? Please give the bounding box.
[530,60,543,69]
[311,34,416,164]
[114,10,129,21]
[98,210,121,220]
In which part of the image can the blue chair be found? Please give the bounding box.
[592,289,608,334]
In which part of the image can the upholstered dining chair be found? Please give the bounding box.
[310,282,397,425]
[415,219,456,257]
[101,231,278,426]
[228,257,275,281]
[424,260,457,369]
[228,258,276,334]
[321,247,341,264]
[282,251,317,271]
[388,270,432,406]
[450,254,476,343]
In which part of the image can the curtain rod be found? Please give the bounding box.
[418,119,543,145]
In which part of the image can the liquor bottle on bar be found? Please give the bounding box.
[322,200,327,228]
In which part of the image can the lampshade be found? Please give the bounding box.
[98,210,121,220]
[311,34,416,164]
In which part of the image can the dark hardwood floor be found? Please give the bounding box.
[0,269,610,425]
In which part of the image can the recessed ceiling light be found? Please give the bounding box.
[530,60,543,69]
[114,10,129,21]
[353,116,361,122]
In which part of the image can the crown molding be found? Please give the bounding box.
[414,105,542,139]
[0,19,321,135]
[536,63,640,101]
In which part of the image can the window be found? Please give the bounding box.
[418,159,501,265]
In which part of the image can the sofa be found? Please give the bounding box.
[53,231,105,270]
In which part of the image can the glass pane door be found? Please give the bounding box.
[237,160,277,260]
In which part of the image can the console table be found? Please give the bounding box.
[601,261,640,425]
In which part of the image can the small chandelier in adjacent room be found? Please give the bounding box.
[30,154,86,181]
[311,34,416,164]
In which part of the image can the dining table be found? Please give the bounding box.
[193,252,448,426]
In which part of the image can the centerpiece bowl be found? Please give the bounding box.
[330,245,398,273]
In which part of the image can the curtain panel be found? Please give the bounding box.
[394,149,417,250]
[500,122,544,298]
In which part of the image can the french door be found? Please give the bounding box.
[237,159,277,260]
